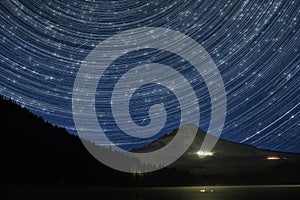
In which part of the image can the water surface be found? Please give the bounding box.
[1,185,300,200]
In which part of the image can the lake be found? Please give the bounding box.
[1,185,300,199]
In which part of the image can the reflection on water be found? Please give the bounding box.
[1,185,300,200]
[127,186,300,200]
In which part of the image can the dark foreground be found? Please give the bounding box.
[1,185,300,200]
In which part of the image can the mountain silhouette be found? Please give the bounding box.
[1,97,300,186]
[133,125,300,184]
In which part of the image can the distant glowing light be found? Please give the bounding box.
[266,156,280,160]
[196,151,214,157]
[199,189,214,193]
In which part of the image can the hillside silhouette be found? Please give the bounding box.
[1,97,300,186]
[0,97,193,186]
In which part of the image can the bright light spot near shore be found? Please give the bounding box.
[196,151,214,157]
[267,156,280,160]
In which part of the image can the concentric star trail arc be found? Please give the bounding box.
[0,0,299,152]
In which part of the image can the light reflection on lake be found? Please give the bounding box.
[1,185,300,200]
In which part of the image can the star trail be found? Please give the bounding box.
[0,0,299,152]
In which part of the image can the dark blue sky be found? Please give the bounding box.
[0,0,299,152]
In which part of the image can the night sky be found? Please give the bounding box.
[0,0,299,152]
